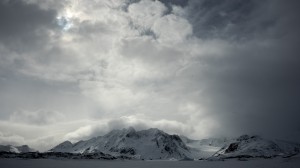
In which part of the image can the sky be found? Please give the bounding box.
[0,0,300,151]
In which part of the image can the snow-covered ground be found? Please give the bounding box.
[1,156,300,168]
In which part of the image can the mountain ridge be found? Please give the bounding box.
[209,135,300,160]
[1,128,299,160]
[50,127,192,160]
[50,128,300,160]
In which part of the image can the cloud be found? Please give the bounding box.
[0,0,57,50]
[184,0,274,40]
[0,0,300,151]
[152,14,192,43]
[176,0,300,138]
[0,120,91,151]
[10,109,65,125]
[0,132,25,146]
[64,115,194,142]
[1,115,196,151]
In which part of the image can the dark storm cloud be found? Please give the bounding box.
[191,43,300,137]
[0,0,57,52]
[158,0,189,14]
[185,0,278,40]
[0,0,85,120]
[176,0,300,139]
[122,0,189,13]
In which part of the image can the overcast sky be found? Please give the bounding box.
[0,0,300,151]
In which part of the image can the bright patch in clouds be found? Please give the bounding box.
[56,16,72,30]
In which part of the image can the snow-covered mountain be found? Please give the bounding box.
[50,128,300,160]
[0,145,36,153]
[210,135,300,159]
[50,127,193,160]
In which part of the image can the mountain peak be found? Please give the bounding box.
[143,128,165,135]
[49,141,73,152]
[127,126,136,132]
[120,127,136,134]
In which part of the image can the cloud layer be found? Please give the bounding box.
[0,0,300,151]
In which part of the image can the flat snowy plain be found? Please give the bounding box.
[1,156,300,168]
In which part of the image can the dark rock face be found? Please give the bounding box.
[237,135,251,141]
[109,147,136,155]
[237,135,260,142]
[225,143,239,153]
[170,135,181,141]
[125,128,140,139]
[164,146,171,152]
[120,147,136,155]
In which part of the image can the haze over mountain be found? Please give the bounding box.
[0,145,36,153]
[0,0,299,152]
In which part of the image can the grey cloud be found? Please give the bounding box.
[104,0,300,141]
[179,42,300,139]
[0,0,57,51]
[26,0,67,11]
[117,0,300,140]
[106,117,193,137]
[0,0,63,85]
[0,71,97,122]
[121,0,187,14]
[173,0,300,140]
[121,0,141,12]
[184,0,278,40]
[9,109,65,125]
[159,0,189,7]
[64,116,194,142]
[0,132,25,146]
[120,37,182,64]
[1,0,300,151]
[157,0,189,15]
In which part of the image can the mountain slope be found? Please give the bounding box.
[51,128,193,160]
[51,129,300,160]
[210,135,300,159]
